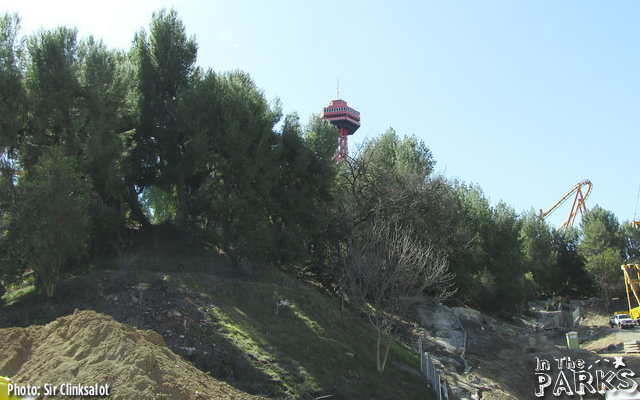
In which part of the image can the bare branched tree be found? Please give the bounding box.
[343,217,453,373]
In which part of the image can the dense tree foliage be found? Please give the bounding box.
[579,206,624,307]
[130,8,198,230]
[553,230,594,297]
[622,221,640,263]
[0,12,24,153]
[3,148,91,298]
[0,8,636,322]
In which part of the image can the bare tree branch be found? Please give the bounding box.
[343,216,454,373]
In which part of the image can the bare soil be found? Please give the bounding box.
[0,309,264,399]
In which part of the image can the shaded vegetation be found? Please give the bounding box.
[0,9,639,394]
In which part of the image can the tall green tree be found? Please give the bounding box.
[579,206,623,308]
[303,115,339,163]
[79,37,136,241]
[484,202,525,309]
[553,229,593,297]
[364,128,435,177]
[447,182,493,307]
[129,8,198,229]
[0,12,24,241]
[341,129,436,230]
[180,70,283,263]
[267,113,339,266]
[520,211,557,296]
[23,26,83,166]
[448,183,528,311]
[3,148,92,298]
[0,12,24,154]
[201,71,281,261]
[20,27,135,245]
[297,116,340,269]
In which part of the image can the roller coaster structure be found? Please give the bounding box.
[539,179,592,232]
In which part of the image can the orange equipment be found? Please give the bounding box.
[539,180,592,233]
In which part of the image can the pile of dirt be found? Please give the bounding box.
[0,309,264,399]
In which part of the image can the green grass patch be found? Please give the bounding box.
[179,269,434,399]
[2,284,36,305]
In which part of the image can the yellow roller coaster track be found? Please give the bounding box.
[539,179,592,233]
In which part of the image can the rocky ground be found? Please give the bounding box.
[416,300,640,400]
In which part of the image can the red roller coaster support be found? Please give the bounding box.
[539,179,592,233]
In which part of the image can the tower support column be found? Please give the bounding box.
[322,98,360,163]
[334,127,349,162]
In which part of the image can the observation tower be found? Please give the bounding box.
[322,99,360,162]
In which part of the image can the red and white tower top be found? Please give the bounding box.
[322,99,360,162]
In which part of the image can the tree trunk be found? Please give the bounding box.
[373,325,394,374]
[125,187,151,227]
[376,329,383,373]
[45,282,56,299]
[380,332,392,373]
[176,175,189,231]
[45,261,61,299]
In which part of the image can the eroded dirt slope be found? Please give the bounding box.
[0,309,265,400]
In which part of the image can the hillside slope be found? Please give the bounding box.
[5,242,632,399]
[0,238,432,399]
[0,309,264,399]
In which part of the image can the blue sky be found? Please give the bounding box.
[4,0,640,229]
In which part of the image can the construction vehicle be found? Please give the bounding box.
[620,263,640,322]
[540,180,592,233]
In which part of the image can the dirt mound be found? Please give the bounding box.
[0,309,264,399]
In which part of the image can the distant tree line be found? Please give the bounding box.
[1,9,638,318]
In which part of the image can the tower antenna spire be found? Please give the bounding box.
[337,79,340,100]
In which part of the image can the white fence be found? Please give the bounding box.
[418,337,448,400]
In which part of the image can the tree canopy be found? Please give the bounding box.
[0,8,635,321]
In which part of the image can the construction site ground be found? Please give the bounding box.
[417,300,640,400]
[0,260,431,400]
[2,247,640,400]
